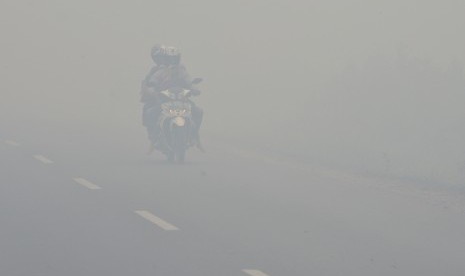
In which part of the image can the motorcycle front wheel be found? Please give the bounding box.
[172,125,188,164]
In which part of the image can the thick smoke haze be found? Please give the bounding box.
[3,1,465,276]
[1,0,465,185]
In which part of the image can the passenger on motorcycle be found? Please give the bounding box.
[140,45,203,152]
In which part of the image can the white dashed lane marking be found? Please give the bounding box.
[33,155,54,164]
[243,270,271,276]
[73,178,102,190]
[135,210,179,231]
[4,140,20,147]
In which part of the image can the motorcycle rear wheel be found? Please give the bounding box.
[166,152,175,162]
[175,149,186,163]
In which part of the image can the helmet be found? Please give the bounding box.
[151,44,167,65]
[165,46,181,65]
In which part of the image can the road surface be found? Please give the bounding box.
[1,117,465,276]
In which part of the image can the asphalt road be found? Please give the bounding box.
[1,118,465,276]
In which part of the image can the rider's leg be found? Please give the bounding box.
[142,104,151,127]
[190,102,203,135]
[190,102,204,151]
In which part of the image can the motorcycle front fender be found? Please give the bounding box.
[173,116,186,127]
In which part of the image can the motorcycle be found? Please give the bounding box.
[156,78,202,163]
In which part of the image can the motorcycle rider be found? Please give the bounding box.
[140,44,167,145]
[140,45,203,152]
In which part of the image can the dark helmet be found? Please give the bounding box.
[165,46,181,65]
[151,44,167,65]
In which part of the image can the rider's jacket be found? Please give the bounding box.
[140,64,192,105]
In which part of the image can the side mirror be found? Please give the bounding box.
[192,78,203,85]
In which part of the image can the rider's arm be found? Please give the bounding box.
[180,65,201,96]
[177,65,193,89]
[140,66,162,102]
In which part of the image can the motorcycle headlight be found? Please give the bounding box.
[168,109,187,116]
